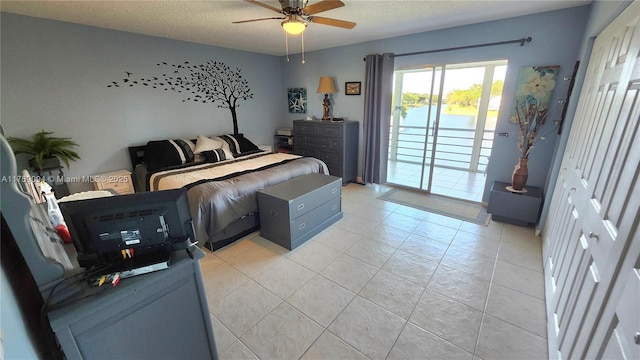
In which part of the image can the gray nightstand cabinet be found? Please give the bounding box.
[487,181,542,226]
[293,120,359,184]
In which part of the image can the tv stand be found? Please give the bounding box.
[47,248,218,359]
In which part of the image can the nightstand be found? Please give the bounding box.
[92,169,134,195]
[487,181,542,226]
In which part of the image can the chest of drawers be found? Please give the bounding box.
[258,173,342,250]
[293,120,359,184]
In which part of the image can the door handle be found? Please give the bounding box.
[588,232,599,240]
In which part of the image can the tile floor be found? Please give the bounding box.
[200,183,548,360]
[386,161,487,203]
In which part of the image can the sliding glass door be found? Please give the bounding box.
[387,60,507,201]
[388,66,445,191]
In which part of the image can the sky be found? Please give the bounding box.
[399,65,507,97]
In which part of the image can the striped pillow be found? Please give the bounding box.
[144,139,196,171]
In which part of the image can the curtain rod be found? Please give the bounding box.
[363,37,532,60]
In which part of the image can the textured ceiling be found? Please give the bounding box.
[1,0,591,56]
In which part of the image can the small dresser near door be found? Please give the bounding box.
[293,120,359,184]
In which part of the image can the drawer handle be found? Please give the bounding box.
[270,210,278,218]
[298,222,306,230]
[297,203,305,211]
[331,188,337,194]
[332,205,337,211]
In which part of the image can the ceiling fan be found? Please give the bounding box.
[233,0,356,35]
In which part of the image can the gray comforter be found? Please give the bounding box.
[144,153,329,247]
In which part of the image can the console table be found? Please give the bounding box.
[487,181,542,226]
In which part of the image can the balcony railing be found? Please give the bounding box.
[389,125,493,173]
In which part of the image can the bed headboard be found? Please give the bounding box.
[128,145,147,169]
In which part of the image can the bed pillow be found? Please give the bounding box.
[193,135,224,154]
[144,139,195,171]
[218,134,260,155]
[201,148,233,163]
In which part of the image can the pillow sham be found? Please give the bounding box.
[218,134,259,155]
[144,139,196,171]
[200,148,233,163]
[193,135,223,154]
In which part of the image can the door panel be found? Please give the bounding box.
[543,2,639,359]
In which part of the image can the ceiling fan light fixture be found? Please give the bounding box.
[281,16,307,35]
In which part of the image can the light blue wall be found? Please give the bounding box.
[1,13,283,192]
[281,5,591,202]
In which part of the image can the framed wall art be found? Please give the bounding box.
[288,88,307,113]
[345,82,361,95]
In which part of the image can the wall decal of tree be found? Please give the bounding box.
[109,60,254,135]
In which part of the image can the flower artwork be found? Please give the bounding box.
[510,65,560,158]
[288,88,307,113]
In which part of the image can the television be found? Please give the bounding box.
[60,188,196,269]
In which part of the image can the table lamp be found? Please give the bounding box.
[317,77,337,120]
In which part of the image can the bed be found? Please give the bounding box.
[128,134,329,251]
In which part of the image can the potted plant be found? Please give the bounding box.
[7,130,80,173]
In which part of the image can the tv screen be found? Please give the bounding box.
[60,188,196,268]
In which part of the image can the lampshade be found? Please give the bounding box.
[281,16,307,35]
[317,77,336,94]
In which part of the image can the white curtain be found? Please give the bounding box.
[362,53,394,184]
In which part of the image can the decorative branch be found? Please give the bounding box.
[109,60,253,135]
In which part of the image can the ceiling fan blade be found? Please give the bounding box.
[244,0,285,14]
[308,16,356,29]
[302,0,345,15]
[232,17,286,24]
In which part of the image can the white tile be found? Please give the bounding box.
[409,290,483,353]
[209,313,237,353]
[315,226,362,251]
[387,322,473,360]
[485,284,547,338]
[368,223,412,248]
[202,262,251,306]
[254,258,316,299]
[359,270,425,319]
[286,240,342,272]
[219,340,259,360]
[328,296,406,359]
[241,302,323,360]
[380,212,423,233]
[210,281,282,337]
[422,212,464,229]
[427,265,490,311]
[335,212,381,236]
[286,275,355,327]
[319,254,378,292]
[476,315,548,360]
[398,235,449,263]
[497,241,542,273]
[199,250,225,273]
[459,220,504,239]
[301,331,369,360]
[382,250,439,287]
[343,238,397,268]
[412,221,459,244]
[449,230,501,259]
[440,246,496,281]
[225,244,285,278]
[492,260,545,300]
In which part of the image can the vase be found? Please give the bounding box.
[512,157,529,190]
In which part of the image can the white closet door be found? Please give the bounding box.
[543,2,640,359]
